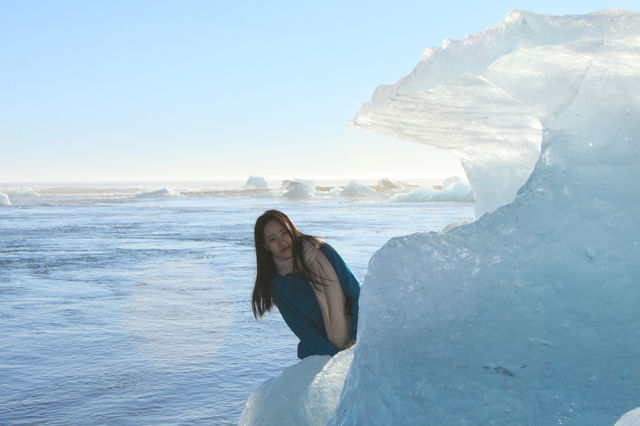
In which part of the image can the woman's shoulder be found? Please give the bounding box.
[318,241,341,261]
[303,236,337,256]
[318,240,332,251]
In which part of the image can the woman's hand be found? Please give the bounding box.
[344,340,356,349]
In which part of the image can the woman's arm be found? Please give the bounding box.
[320,244,361,342]
[273,288,340,358]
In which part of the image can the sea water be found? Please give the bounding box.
[0,181,474,424]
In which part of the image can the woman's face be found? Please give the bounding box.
[263,219,293,260]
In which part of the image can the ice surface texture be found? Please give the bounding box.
[333,9,640,425]
[239,350,354,426]
[351,9,638,218]
[392,181,473,202]
[616,407,640,426]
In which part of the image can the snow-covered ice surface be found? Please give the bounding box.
[241,9,640,425]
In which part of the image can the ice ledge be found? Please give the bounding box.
[350,8,640,218]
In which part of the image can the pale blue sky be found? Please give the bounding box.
[1,0,636,182]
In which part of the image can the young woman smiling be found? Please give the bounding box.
[252,210,361,359]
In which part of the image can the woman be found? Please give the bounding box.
[252,209,361,359]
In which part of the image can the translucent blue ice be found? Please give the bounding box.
[242,9,640,425]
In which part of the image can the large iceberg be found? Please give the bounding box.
[242,9,640,425]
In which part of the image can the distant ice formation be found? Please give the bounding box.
[0,179,470,203]
[391,181,473,202]
[242,9,640,425]
[0,192,11,206]
[244,176,269,189]
[441,175,463,187]
[374,178,405,192]
[339,181,376,197]
[134,188,178,198]
[281,179,315,198]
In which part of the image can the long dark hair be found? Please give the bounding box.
[252,209,321,318]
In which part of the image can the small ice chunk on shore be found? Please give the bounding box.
[240,349,354,425]
[0,192,11,206]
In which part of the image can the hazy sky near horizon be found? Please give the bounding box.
[2,1,637,183]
